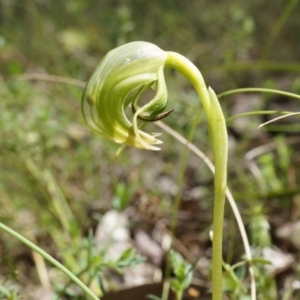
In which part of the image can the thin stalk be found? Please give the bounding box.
[156,121,256,300]
[227,110,292,122]
[259,112,300,128]
[0,222,99,300]
[217,87,300,101]
[165,52,228,300]
[176,291,183,300]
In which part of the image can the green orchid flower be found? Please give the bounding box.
[82,41,228,300]
[82,41,172,150]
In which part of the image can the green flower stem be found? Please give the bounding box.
[176,290,183,300]
[165,52,228,300]
[0,222,99,300]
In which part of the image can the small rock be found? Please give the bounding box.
[134,230,163,266]
[276,221,300,249]
[262,247,294,275]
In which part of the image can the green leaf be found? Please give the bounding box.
[251,257,272,265]
[116,248,145,270]
[169,250,193,292]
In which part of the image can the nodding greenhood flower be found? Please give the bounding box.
[82,41,227,158]
[82,41,228,300]
[82,41,171,150]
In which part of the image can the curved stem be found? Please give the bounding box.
[227,110,292,122]
[165,52,228,300]
[217,87,300,101]
[0,222,99,300]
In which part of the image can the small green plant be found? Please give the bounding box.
[147,250,192,300]
[82,41,228,300]
[0,273,21,300]
[0,223,99,299]
[169,250,193,300]
[112,181,135,211]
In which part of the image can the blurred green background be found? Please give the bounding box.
[1,0,300,299]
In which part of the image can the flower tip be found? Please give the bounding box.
[148,145,162,151]
[151,132,163,138]
[139,137,163,151]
